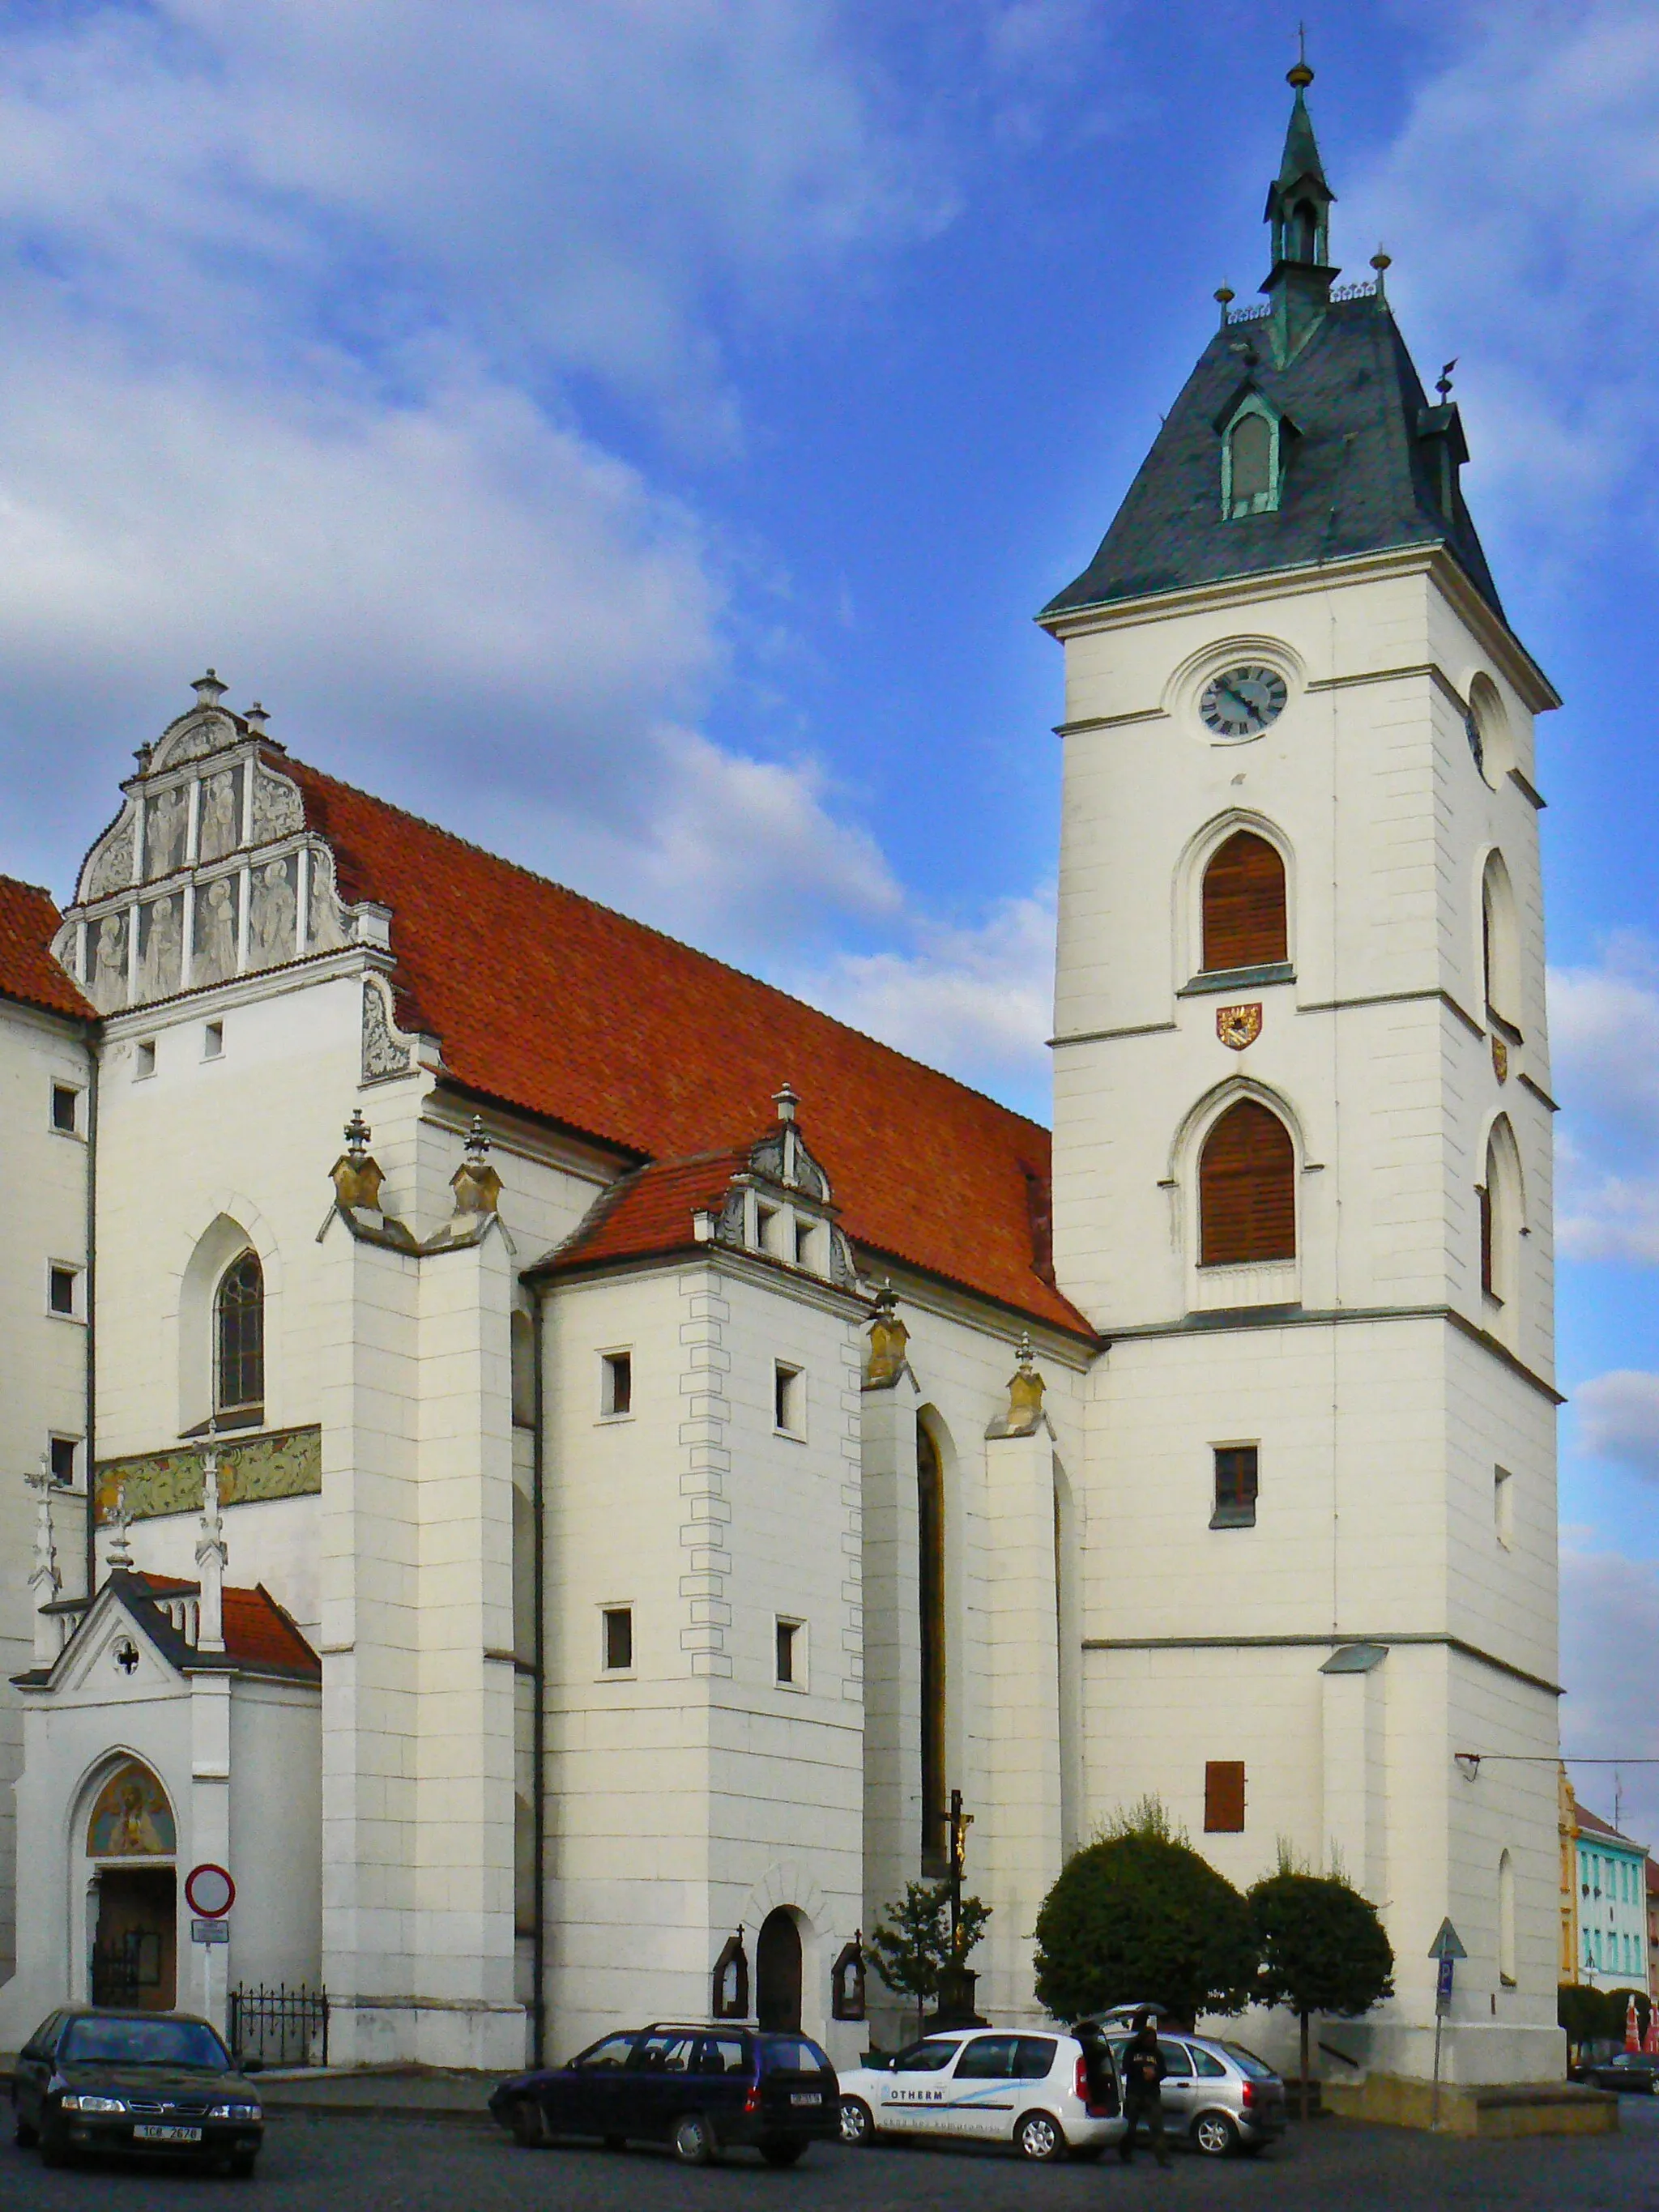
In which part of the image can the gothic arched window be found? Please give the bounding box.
[215,1250,264,1418]
[1225,411,1276,518]
[1287,198,1320,261]
[1199,1101,1296,1267]
[1202,830,1287,973]
[917,1417,947,1874]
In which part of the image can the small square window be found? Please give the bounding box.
[774,1362,804,1436]
[775,1617,804,1688]
[1211,1445,1258,1529]
[756,1201,783,1257]
[49,1436,79,1486]
[1204,1759,1247,1834]
[203,1021,224,1060]
[602,1606,633,1673]
[134,1040,156,1080]
[47,1265,79,1319]
[49,1084,79,1134]
[600,1350,632,1418]
[1494,1466,1513,1549]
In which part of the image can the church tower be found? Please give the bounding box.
[1042,62,1563,2082]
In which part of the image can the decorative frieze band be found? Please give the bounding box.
[94,1425,322,1525]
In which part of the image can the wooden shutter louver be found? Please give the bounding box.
[1204,1760,1246,1834]
[1199,1100,1295,1267]
[1201,832,1287,973]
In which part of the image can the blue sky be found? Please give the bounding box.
[0,1,1654,1837]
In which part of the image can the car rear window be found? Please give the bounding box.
[60,2018,229,2070]
[1220,2043,1277,2081]
[759,2035,831,2074]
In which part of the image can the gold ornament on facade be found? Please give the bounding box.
[987,1332,1047,1438]
[331,1107,386,1211]
[1218,1002,1263,1051]
[450,1115,503,1215]
[1491,1037,1508,1084]
[864,1281,910,1390]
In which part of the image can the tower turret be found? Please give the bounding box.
[1263,49,1337,363]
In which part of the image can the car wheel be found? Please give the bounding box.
[1194,2111,1239,2158]
[838,2097,876,2147]
[672,2112,715,2167]
[228,2153,258,2179]
[760,2139,806,2167]
[510,2098,545,2149]
[13,2115,36,2150]
[1016,2110,1067,2163]
[39,2125,70,2170]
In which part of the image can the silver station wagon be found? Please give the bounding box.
[838,2027,1123,2162]
[1106,2031,1286,2157]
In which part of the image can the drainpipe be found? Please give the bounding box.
[528,1275,548,2067]
[82,1034,100,1601]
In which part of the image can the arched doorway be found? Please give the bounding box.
[756,1908,803,2033]
[86,1760,177,2010]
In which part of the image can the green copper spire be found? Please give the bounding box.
[1261,45,1337,364]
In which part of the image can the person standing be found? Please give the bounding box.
[1119,2012,1170,2167]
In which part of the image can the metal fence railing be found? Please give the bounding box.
[228,1982,329,2069]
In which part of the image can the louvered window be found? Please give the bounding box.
[1199,1102,1295,1267]
[1201,832,1286,972]
[1205,1760,1246,1833]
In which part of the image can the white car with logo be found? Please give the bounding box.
[837,2028,1124,2162]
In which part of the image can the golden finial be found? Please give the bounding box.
[1287,24,1313,89]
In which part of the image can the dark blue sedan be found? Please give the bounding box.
[491,2022,840,2166]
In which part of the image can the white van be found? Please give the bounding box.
[837,2027,1124,2162]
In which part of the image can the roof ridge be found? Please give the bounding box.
[288,754,1053,1141]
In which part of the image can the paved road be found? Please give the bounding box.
[0,2101,1653,2210]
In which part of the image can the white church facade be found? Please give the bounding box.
[0,72,1566,2088]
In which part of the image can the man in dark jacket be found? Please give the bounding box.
[1119,2012,1170,2167]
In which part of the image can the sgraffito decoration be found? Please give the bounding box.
[93,1426,322,1526]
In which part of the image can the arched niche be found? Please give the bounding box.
[1481,849,1521,1029]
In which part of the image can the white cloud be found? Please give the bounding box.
[1346,2,1659,570]
[795,884,1055,1112]
[1578,1373,1659,1481]
[1562,1539,1659,1847]
[1550,934,1659,1263]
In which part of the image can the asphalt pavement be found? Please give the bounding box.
[0,2097,1653,2210]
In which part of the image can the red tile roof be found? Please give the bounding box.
[286,757,1090,1337]
[0,875,92,1021]
[134,1572,320,1680]
[1576,1803,1644,1849]
[551,1150,750,1272]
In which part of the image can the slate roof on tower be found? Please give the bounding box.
[284,759,1090,1337]
[1043,296,1503,623]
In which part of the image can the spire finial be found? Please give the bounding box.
[1288,23,1313,89]
[345,1108,371,1160]
[191,668,228,708]
[107,1484,134,1572]
[1436,358,1458,401]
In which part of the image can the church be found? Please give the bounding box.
[0,66,1565,2090]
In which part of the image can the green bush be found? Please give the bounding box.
[1034,1807,1256,2025]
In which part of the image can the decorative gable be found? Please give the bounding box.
[53,671,367,1013]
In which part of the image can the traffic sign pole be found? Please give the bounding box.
[1427,1920,1465,2130]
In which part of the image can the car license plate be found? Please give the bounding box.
[790,2092,821,2106]
[133,2124,203,2143]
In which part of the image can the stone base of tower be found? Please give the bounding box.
[1213,2001,1566,2091]
[1324,2072,1614,2139]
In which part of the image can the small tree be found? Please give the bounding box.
[1249,1860,1394,2120]
[1033,1799,1257,2027]
[868,1880,992,2042]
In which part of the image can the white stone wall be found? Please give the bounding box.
[1049,552,1563,2081]
[0,999,92,1976]
[539,1255,868,2065]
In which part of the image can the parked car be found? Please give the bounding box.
[11,2007,263,2176]
[489,2022,840,2166]
[837,2027,1123,2161]
[1105,2030,1285,2157]
[1572,2051,1659,2094]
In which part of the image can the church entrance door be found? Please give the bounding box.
[756,1908,803,2033]
[92,1869,177,2010]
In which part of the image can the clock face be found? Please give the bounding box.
[1199,663,1288,739]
